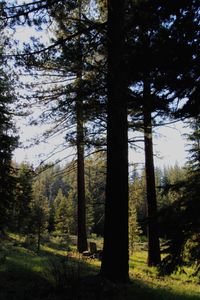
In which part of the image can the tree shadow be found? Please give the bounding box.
[1,241,199,300]
[0,242,99,300]
[0,262,52,300]
[72,275,200,300]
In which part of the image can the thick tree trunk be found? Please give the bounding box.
[143,79,161,266]
[100,0,129,282]
[77,0,88,253]
[77,99,88,252]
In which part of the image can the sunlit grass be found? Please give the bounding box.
[129,250,200,298]
[0,233,200,300]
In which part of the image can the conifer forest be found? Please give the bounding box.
[0,1,200,299]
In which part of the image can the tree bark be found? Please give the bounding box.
[77,0,88,253]
[77,98,88,252]
[100,0,129,282]
[143,79,161,266]
[37,224,41,252]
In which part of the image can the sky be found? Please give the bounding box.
[9,2,190,170]
[141,122,189,168]
[13,119,189,169]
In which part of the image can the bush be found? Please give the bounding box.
[41,232,51,244]
[43,255,81,293]
[23,234,37,250]
[50,233,71,250]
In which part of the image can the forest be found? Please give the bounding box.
[0,0,200,299]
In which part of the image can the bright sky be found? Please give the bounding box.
[128,121,189,169]
[9,3,189,170]
[13,119,189,169]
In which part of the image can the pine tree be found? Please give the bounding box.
[143,80,161,266]
[85,154,106,236]
[159,116,200,275]
[12,0,106,253]
[129,183,142,255]
[30,179,49,252]
[54,188,74,235]
[101,0,129,282]
[127,0,199,267]
[12,163,33,233]
[0,43,18,233]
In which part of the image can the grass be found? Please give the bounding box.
[129,251,200,300]
[0,233,199,300]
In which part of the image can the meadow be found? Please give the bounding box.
[0,234,199,300]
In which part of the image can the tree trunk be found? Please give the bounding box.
[143,79,161,266]
[100,0,129,282]
[77,0,88,253]
[37,225,41,252]
[77,99,88,252]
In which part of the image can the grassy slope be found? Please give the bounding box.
[0,234,199,300]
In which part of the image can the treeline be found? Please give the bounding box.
[10,155,106,246]
[5,159,186,253]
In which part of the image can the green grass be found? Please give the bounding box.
[0,234,199,300]
[129,251,200,300]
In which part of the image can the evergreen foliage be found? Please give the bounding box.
[2,0,200,283]
[129,182,142,255]
[0,43,18,232]
[54,189,74,235]
[159,117,200,275]
[30,178,50,251]
[12,163,33,233]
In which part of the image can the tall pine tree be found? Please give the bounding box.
[0,37,18,233]
[101,0,129,282]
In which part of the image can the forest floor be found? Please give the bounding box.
[0,234,200,300]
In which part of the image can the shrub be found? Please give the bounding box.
[43,255,81,292]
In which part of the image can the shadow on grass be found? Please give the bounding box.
[1,242,200,300]
[128,278,200,300]
[0,243,99,300]
[0,263,52,300]
[52,274,200,300]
